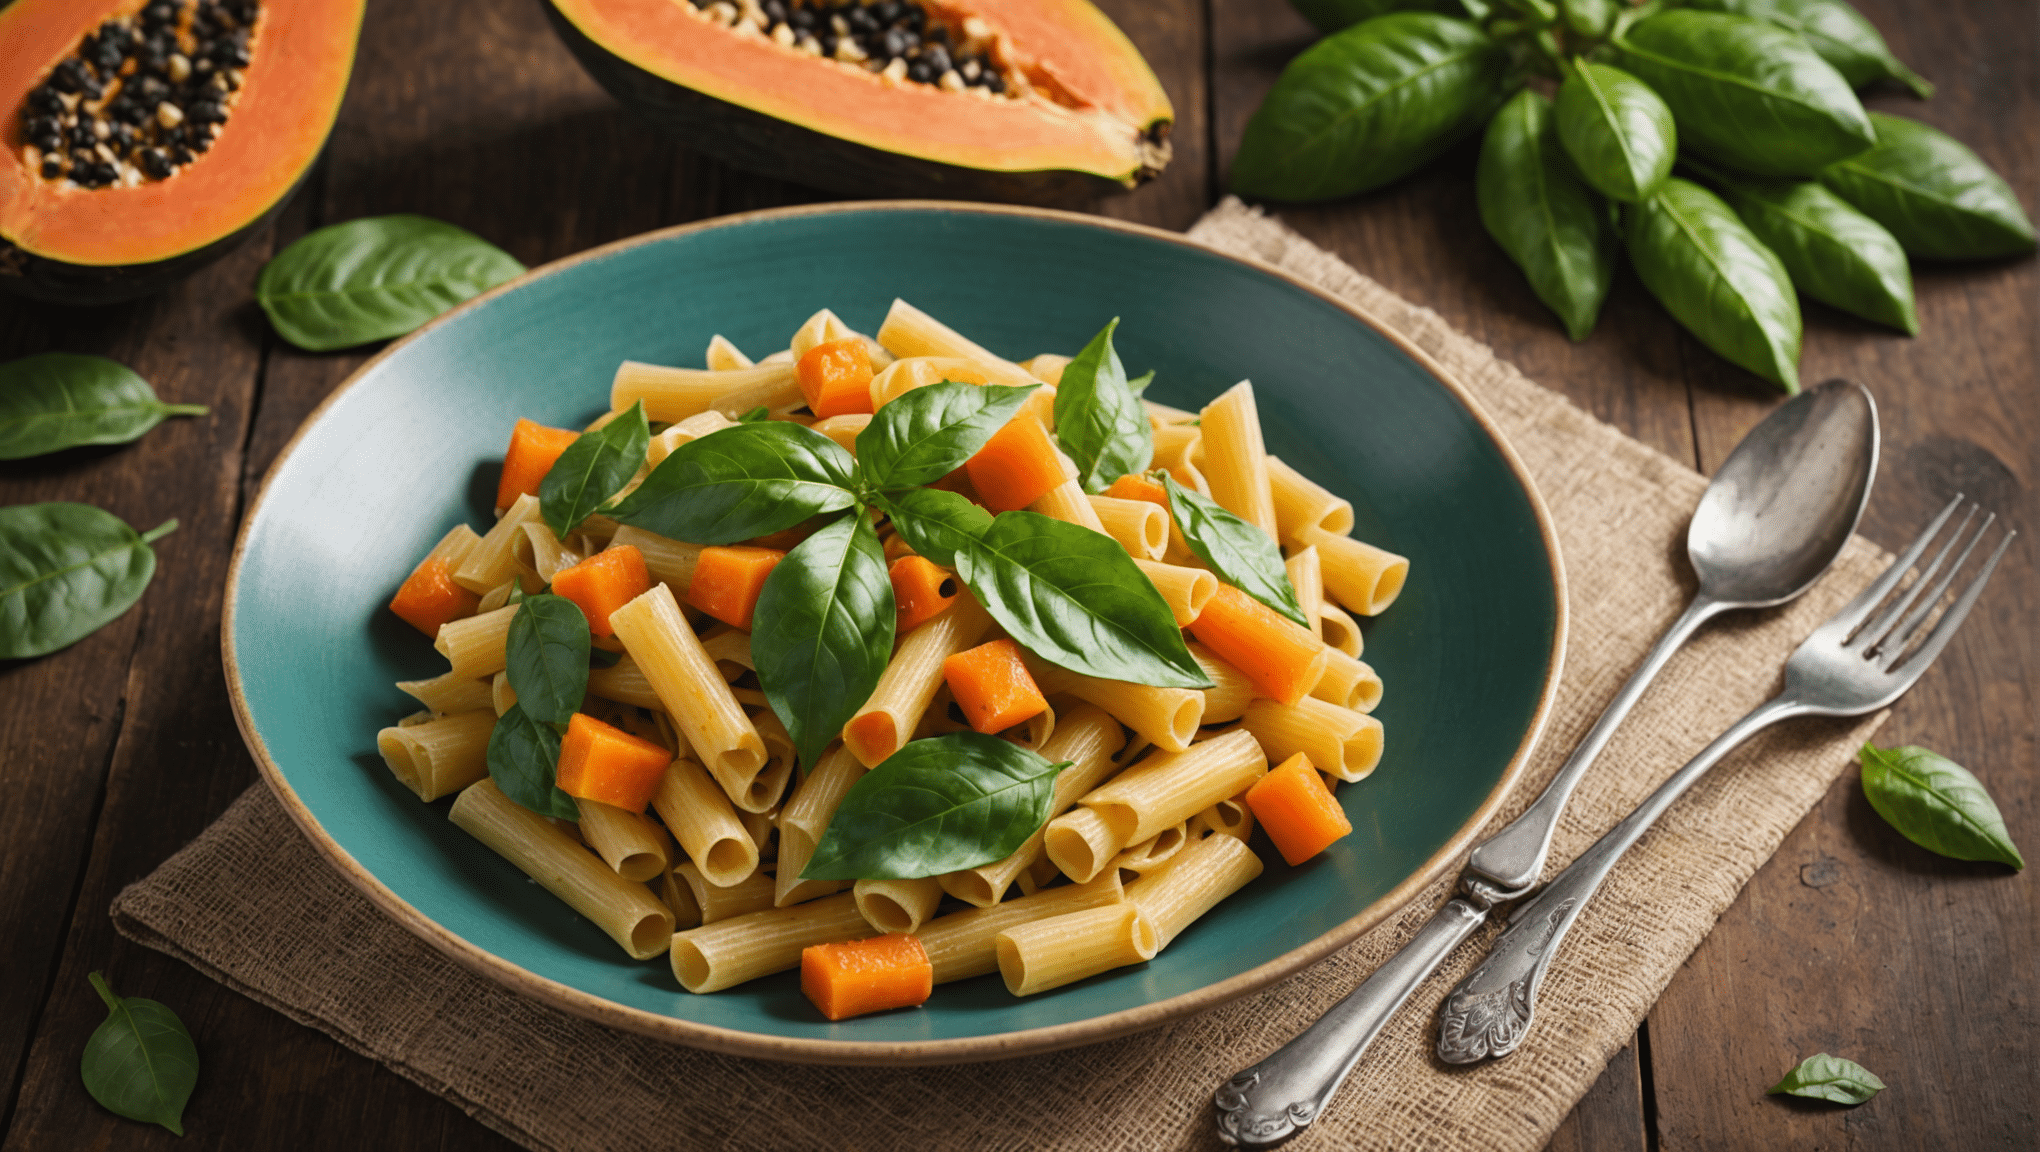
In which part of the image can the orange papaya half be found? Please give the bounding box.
[0,0,364,305]
[544,0,1172,203]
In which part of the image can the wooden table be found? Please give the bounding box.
[2,0,2031,1146]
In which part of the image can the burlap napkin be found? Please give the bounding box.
[113,198,1890,1151]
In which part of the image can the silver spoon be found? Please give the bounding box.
[1214,379,1879,1148]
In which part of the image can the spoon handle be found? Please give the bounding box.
[1465,592,1725,893]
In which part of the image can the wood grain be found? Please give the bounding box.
[1,0,2030,1146]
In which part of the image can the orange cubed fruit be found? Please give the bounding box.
[942,638,1048,734]
[1246,752,1352,866]
[685,545,786,630]
[496,418,581,511]
[964,415,1068,513]
[555,712,673,813]
[797,338,876,419]
[890,555,959,633]
[388,555,481,637]
[801,934,933,1021]
[551,545,653,636]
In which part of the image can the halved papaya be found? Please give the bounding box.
[544,0,1172,203]
[0,0,364,305]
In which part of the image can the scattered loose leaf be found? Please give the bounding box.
[1768,1052,1885,1105]
[80,971,198,1136]
[0,353,206,460]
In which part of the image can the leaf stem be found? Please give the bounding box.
[89,970,121,1012]
[139,519,180,545]
[161,404,210,417]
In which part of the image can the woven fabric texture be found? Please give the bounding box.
[112,199,1888,1151]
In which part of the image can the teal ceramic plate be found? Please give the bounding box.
[226,203,1565,1064]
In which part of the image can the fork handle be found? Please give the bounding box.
[1435,694,1807,1064]
[1215,897,1489,1147]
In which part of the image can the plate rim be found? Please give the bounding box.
[222,199,1569,1066]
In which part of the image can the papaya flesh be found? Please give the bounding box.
[545,0,1173,204]
[0,0,364,305]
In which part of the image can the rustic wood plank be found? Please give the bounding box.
[1649,2,2038,1147]
[0,236,269,1130]
[1546,1038,1649,1152]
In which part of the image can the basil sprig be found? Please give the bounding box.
[1,503,178,659]
[1052,319,1153,493]
[0,353,207,460]
[81,971,198,1136]
[1161,473,1309,628]
[1820,113,2038,260]
[489,593,591,818]
[855,381,1036,491]
[956,511,1212,688]
[608,420,858,544]
[540,400,648,539]
[802,733,1070,880]
[1478,89,1618,342]
[751,513,895,769]
[1767,1052,1885,1105]
[1859,744,2024,869]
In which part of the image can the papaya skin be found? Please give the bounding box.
[542,0,1170,204]
[0,0,365,305]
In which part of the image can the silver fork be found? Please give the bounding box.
[1433,494,2014,1064]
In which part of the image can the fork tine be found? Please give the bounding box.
[1826,494,1964,637]
[1853,503,1976,650]
[1886,527,2015,679]
[1874,511,1994,666]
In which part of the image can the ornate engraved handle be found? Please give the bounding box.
[1436,694,1804,1063]
[1215,899,1489,1148]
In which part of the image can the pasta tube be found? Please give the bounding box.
[670,892,869,993]
[1188,642,1256,725]
[490,670,515,717]
[585,654,667,713]
[869,355,999,409]
[995,904,1157,996]
[875,299,1039,387]
[651,758,760,888]
[609,525,704,592]
[1046,729,1267,882]
[1319,602,1364,658]
[1285,545,1324,627]
[376,710,495,801]
[776,745,864,907]
[1240,696,1384,782]
[1134,560,1216,627]
[916,871,1124,984]
[1027,478,1107,532]
[1312,649,1383,714]
[705,333,752,371]
[646,411,738,469]
[1023,655,1201,753]
[854,877,946,934]
[1295,524,1409,617]
[609,584,769,808]
[395,671,495,716]
[812,413,872,454]
[1090,496,1168,559]
[1266,456,1355,543]
[576,798,672,882]
[611,361,804,423]
[452,493,544,594]
[843,595,993,766]
[659,867,704,930]
[449,780,675,961]
[433,604,518,680]
[1190,796,1255,843]
[1108,821,1189,878]
[676,860,777,924]
[1126,831,1264,948]
[1199,381,1279,539]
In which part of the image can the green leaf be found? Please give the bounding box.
[488,703,580,820]
[1,503,176,660]
[956,511,1212,688]
[1688,160,1917,334]
[539,401,648,539]
[255,215,526,352]
[1767,1052,1886,1105]
[1560,0,1617,38]
[1478,90,1619,341]
[1686,0,1931,97]
[606,422,858,544]
[1614,9,1874,177]
[1820,113,2037,260]
[855,380,1036,492]
[504,594,591,726]
[1859,744,2024,869]
[752,513,895,769]
[1053,319,1155,493]
[1232,13,1512,202]
[802,733,1068,879]
[0,354,207,460]
[1287,0,1463,35]
[1161,474,1309,627]
[873,486,993,570]
[737,406,771,423]
[81,971,197,1136]
[1626,179,1802,391]
[1556,60,1676,203]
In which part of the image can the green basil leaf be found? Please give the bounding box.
[539,400,648,539]
[1626,179,1802,391]
[752,513,894,769]
[80,972,198,1136]
[0,354,207,460]
[956,511,1212,688]
[855,380,1036,491]
[1686,0,1930,97]
[802,733,1068,879]
[873,486,993,569]
[0,503,176,660]
[1820,113,2038,260]
[1690,160,1917,334]
[1287,0,1462,35]
[488,703,580,820]
[1478,90,1619,342]
[1859,744,2024,869]
[1162,474,1309,627]
[1560,0,1617,38]
[607,421,858,544]
[1232,13,1512,202]
[737,406,771,423]
[1615,9,1873,177]
[255,215,526,352]
[1767,1052,1886,1105]
[504,594,591,726]
[1556,60,1676,203]
[1053,319,1155,493]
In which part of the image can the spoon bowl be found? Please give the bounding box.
[1689,379,1879,607]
